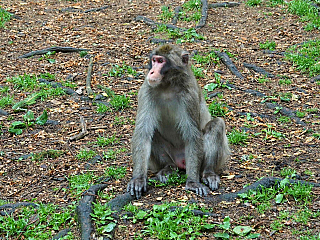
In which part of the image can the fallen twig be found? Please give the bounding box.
[19,46,89,58]
[215,51,245,79]
[0,202,39,216]
[209,2,240,8]
[86,56,94,96]
[243,62,275,78]
[196,0,208,29]
[69,115,88,141]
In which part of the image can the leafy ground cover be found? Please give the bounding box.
[0,0,319,239]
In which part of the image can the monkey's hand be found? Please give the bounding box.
[127,176,147,199]
[156,165,177,183]
[185,180,209,197]
[202,172,220,190]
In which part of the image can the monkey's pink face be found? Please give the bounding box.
[146,55,166,87]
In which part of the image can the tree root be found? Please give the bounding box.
[196,0,208,29]
[0,202,39,216]
[86,56,94,96]
[76,184,108,240]
[209,2,240,8]
[243,62,275,78]
[19,46,89,58]
[215,51,245,79]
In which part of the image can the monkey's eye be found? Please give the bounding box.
[152,57,156,62]
[158,58,164,63]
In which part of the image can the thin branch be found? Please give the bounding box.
[243,62,275,78]
[69,115,88,141]
[84,5,109,13]
[209,2,240,8]
[86,56,94,96]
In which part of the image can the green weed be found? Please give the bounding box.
[105,166,126,179]
[76,149,96,160]
[159,6,174,22]
[246,0,261,6]
[227,129,249,145]
[0,7,11,28]
[208,100,229,117]
[91,202,116,237]
[260,40,276,50]
[68,172,97,196]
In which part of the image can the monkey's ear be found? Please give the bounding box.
[181,52,189,65]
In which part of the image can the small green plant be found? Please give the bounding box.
[105,166,126,179]
[97,103,110,113]
[280,167,297,178]
[94,135,118,146]
[246,0,262,6]
[277,116,291,123]
[296,111,306,118]
[262,125,285,140]
[76,149,96,160]
[192,51,219,65]
[279,78,292,85]
[306,108,318,113]
[257,77,270,83]
[31,149,64,161]
[191,65,205,78]
[313,133,320,139]
[8,109,48,135]
[79,51,88,57]
[108,63,137,77]
[39,51,56,63]
[208,100,229,117]
[91,202,116,237]
[0,7,11,28]
[0,94,14,108]
[182,0,202,11]
[159,6,174,22]
[109,94,130,111]
[103,149,117,160]
[267,0,285,7]
[260,40,276,50]
[227,129,249,145]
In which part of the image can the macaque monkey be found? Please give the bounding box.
[127,44,230,199]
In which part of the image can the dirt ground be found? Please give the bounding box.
[0,0,319,239]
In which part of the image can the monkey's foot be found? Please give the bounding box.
[127,176,147,199]
[185,180,209,197]
[202,172,220,190]
[156,165,177,183]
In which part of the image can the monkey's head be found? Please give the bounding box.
[146,44,190,87]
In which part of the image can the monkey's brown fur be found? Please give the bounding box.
[127,44,230,199]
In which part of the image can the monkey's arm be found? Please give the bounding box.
[127,90,158,199]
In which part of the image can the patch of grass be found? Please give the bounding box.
[108,63,137,77]
[96,103,110,113]
[280,167,297,178]
[279,78,292,85]
[159,6,174,22]
[257,76,270,84]
[239,179,314,214]
[246,0,262,7]
[285,40,320,76]
[68,172,97,196]
[267,0,285,7]
[260,40,276,50]
[105,166,126,179]
[191,65,205,78]
[0,94,14,108]
[149,168,187,187]
[79,51,88,57]
[227,129,249,145]
[208,100,229,117]
[76,149,96,160]
[193,51,219,65]
[0,7,11,28]
[277,116,291,123]
[109,94,130,111]
[288,0,320,30]
[154,25,204,43]
[93,135,119,147]
[296,111,306,118]
[182,0,202,11]
[0,203,73,239]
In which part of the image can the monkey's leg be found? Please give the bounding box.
[201,117,230,190]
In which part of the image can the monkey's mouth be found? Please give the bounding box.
[148,78,161,86]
